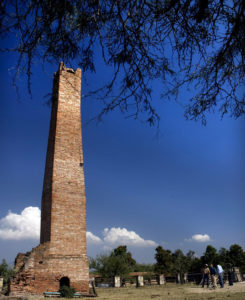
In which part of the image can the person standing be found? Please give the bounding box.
[202,264,210,288]
[217,264,224,288]
[227,263,234,286]
[209,264,217,289]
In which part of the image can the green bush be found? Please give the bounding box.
[59,286,76,298]
[0,259,15,284]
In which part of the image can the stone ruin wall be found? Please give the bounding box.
[10,244,88,295]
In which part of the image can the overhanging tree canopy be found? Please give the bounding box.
[0,0,244,125]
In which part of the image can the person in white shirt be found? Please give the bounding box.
[216,264,224,288]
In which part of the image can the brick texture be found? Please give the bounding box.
[10,63,89,295]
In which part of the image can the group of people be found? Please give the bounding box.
[202,263,234,289]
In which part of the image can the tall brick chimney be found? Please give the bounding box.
[9,63,89,295]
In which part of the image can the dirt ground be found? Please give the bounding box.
[94,282,245,300]
[2,282,244,300]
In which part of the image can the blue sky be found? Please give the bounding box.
[0,38,244,265]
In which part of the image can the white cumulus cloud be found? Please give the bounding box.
[86,232,102,244]
[186,234,211,243]
[0,206,40,240]
[0,207,158,249]
[103,227,157,247]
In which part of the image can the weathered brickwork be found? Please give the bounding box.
[10,63,89,295]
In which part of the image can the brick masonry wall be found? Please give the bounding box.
[10,63,89,295]
[10,243,89,295]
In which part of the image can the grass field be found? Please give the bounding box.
[94,282,245,299]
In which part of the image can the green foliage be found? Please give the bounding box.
[172,249,189,275]
[155,248,192,281]
[0,259,15,284]
[59,286,76,298]
[228,244,245,273]
[218,247,230,266]
[188,257,203,274]
[154,244,245,276]
[91,243,245,279]
[113,245,128,256]
[154,246,174,274]
[1,0,244,125]
[201,245,219,265]
[133,263,155,273]
[113,246,136,267]
[91,254,130,278]
[185,250,199,274]
[90,245,135,278]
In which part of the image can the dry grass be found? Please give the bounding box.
[93,282,245,300]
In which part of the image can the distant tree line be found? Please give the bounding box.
[154,244,245,276]
[1,243,244,283]
[89,244,245,278]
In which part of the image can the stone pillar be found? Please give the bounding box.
[114,276,121,288]
[0,277,3,291]
[89,278,94,289]
[158,274,165,285]
[234,268,242,282]
[89,278,97,296]
[136,276,144,287]
[176,273,181,283]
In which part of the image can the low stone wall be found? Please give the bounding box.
[93,274,165,288]
[92,269,244,289]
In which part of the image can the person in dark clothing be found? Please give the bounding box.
[209,264,217,289]
[227,263,234,286]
